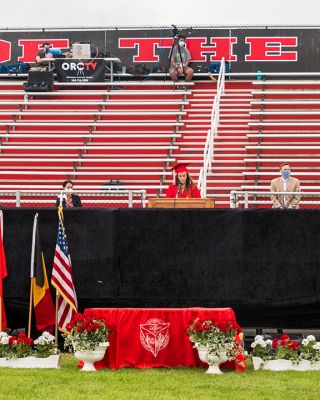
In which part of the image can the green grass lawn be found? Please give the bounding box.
[0,356,320,400]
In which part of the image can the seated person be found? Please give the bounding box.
[166,163,201,198]
[169,35,193,86]
[34,42,53,70]
[56,180,82,208]
[270,163,300,209]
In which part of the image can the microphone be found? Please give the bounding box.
[176,183,182,199]
[58,191,67,206]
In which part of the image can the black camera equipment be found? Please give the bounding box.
[23,70,54,92]
[171,24,179,42]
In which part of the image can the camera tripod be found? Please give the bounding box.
[163,25,184,86]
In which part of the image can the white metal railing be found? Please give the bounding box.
[198,58,225,198]
[0,189,147,208]
[230,191,320,208]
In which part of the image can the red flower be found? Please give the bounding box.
[9,336,17,345]
[217,321,231,333]
[69,321,75,329]
[93,323,100,330]
[280,334,289,341]
[87,324,97,332]
[203,322,211,331]
[272,338,278,348]
[65,323,72,332]
[288,340,299,351]
[73,313,85,323]
[16,335,33,346]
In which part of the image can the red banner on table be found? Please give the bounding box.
[84,307,245,372]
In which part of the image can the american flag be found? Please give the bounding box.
[51,215,77,332]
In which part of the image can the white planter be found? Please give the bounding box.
[308,361,320,371]
[74,342,109,372]
[0,355,61,369]
[310,361,320,371]
[197,346,229,375]
[293,359,311,371]
[252,357,320,371]
[252,356,264,370]
[264,359,293,371]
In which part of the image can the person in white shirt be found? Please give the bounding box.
[270,163,301,209]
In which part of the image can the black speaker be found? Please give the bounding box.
[27,70,54,84]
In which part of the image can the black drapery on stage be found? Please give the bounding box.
[2,208,320,329]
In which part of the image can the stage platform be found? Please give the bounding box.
[2,208,320,329]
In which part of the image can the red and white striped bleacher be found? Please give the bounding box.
[242,79,320,207]
[191,80,252,207]
[0,80,194,207]
[189,76,320,208]
[2,76,320,208]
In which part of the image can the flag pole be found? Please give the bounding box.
[28,213,38,338]
[54,206,64,347]
[27,280,34,338]
[55,291,59,347]
[0,210,3,331]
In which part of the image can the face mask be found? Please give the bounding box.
[281,170,291,180]
[179,41,185,47]
[65,188,73,193]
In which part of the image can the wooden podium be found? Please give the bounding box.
[148,198,214,208]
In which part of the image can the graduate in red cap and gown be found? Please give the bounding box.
[166,163,201,198]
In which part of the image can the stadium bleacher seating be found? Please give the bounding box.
[0,80,193,207]
[2,77,320,208]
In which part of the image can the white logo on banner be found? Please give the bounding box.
[140,318,170,357]
[61,62,85,76]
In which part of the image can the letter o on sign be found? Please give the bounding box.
[61,62,70,70]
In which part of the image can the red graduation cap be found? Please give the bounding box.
[171,163,189,173]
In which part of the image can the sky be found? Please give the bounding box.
[0,0,319,28]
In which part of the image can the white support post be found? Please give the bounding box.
[16,191,21,207]
[244,192,249,209]
[142,192,147,208]
[128,191,133,208]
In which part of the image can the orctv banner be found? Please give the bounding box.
[55,59,106,82]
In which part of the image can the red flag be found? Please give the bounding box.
[51,209,77,332]
[0,211,7,331]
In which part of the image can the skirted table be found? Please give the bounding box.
[84,307,245,372]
